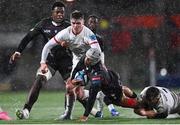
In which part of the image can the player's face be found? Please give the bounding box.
[87,17,98,31]
[52,7,65,23]
[71,18,84,35]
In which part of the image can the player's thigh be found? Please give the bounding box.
[57,64,72,81]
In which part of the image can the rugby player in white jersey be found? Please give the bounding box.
[134,86,180,118]
[40,10,103,120]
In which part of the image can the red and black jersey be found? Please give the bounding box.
[71,55,122,117]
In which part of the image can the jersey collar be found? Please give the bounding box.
[52,21,62,26]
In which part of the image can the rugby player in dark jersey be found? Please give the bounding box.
[9,2,72,119]
[86,14,107,116]
[86,15,104,55]
[67,48,138,121]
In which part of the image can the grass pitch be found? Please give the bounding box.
[0,91,180,124]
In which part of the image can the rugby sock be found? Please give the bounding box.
[64,94,75,118]
[96,91,104,112]
[23,75,46,112]
[77,96,100,117]
[124,98,137,108]
[64,93,67,110]
[77,98,87,108]
[107,104,115,112]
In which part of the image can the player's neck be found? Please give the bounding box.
[72,27,83,35]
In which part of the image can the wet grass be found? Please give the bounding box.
[0,91,180,124]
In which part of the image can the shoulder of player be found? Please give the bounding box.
[143,86,151,92]
[34,17,51,27]
[40,18,70,26]
[39,17,52,23]
[56,26,71,37]
[83,26,94,34]
[28,17,50,31]
[63,26,71,33]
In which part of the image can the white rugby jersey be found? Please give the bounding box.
[41,25,101,64]
[140,86,180,114]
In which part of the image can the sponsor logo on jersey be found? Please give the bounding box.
[89,35,97,41]
[92,76,101,81]
[44,29,51,33]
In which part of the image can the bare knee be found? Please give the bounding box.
[75,86,85,100]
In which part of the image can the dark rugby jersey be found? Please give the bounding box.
[71,55,122,117]
[95,34,104,52]
[16,17,72,68]
[71,55,103,80]
[71,55,121,91]
[90,29,104,52]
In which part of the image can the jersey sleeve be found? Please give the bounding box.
[16,20,43,53]
[154,104,168,118]
[40,37,58,64]
[155,94,169,114]
[54,28,69,44]
[84,27,101,52]
[85,29,102,52]
[156,106,166,114]
[84,28,104,64]
[96,34,104,52]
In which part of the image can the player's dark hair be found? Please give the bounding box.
[52,1,65,10]
[145,87,160,101]
[70,10,84,20]
[88,14,99,20]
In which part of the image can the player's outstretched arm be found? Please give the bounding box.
[134,108,157,118]
[9,26,41,64]
[40,37,58,73]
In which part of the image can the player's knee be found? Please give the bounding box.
[36,68,52,80]
[37,74,46,80]
[36,74,47,84]
[75,87,84,100]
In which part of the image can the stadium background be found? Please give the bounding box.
[0,0,179,91]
